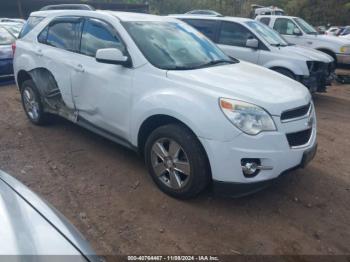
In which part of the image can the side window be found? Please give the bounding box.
[45,21,79,52]
[218,22,255,47]
[183,19,218,41]
[259,17,271,26]
[38,27,48,44]
[80,18,124,57]
[19,16,44,39]
[274,18,298,35]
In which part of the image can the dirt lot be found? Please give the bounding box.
[0,72,350,257]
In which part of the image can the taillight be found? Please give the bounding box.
[11,42,16,56]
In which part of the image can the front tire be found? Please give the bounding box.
[144,124,210,199]
[20,80,50,125]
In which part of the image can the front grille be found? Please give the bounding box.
[281,103,311,121]
[286,128,312,147]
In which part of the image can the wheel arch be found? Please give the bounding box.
[316,48,337,63]
[137,114,212,179]
[17,70,32,90]
[269,66,297,79]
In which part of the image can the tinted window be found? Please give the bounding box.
[38,26,48,44]
[80,18,124,57]
[0,27,15,45]
[259,17,271,26]
[273,18,298,35]
[218,22,255,47]
[183,19,218,41]
[19,16,44,39]
[46,21,79,52]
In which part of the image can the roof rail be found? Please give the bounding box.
[40,4,95,11]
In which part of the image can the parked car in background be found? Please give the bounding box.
[0,25,16,80]
[325,26,341,36]
[339,26,350,36]
[14,7,317,198]
[0,18,25,24]
[251,5,285,18]
[173,15,334,93]
[0,170,99,260]
[0,22,23,38]
[256,15,350,66]
[185,10,222,16]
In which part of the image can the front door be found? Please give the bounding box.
[71,18,133,140]
[217,21,260,64]
[273,17,304,46]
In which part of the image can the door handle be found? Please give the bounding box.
[74,64,85,73]
[35,49,43,57]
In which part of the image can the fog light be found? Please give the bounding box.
[241,159,261,177]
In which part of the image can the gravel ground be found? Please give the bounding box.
[0,72,349,257]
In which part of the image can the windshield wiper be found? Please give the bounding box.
[197,59,234,69]
[271,43,287,47]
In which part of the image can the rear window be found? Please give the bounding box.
[19,16,44,39]
[0,27,15,45]
[46,21,79,52]
[259,17,271,26]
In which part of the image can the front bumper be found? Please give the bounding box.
[212,143,317,197]
[200,106,317,186]
[336,53,350,64]
[300,62,335,93]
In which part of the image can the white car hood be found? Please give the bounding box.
[167,61,311,116]
[278,45,334,62]
[312,34,350,45]
[340,34,350,40]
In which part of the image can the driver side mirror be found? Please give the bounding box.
[246,38,259,49]
[293,28,302,36]
[95,48,131,67]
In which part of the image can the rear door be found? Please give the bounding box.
[217,21,260,63]
[36,16,83,110]
[71,18,133,139]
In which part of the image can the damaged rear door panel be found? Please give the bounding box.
[29,16,83,121]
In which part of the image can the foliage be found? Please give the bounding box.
[91,0,350,26]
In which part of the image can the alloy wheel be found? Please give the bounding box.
[151,138,191,190]
[23,86,40,121]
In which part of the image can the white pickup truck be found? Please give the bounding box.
[173,15,334,93]
[256,15,350,65]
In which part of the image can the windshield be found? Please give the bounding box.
[294,18,317,35]
[246,21,288,46]
[123,21,233,70]
[0,27,15,45]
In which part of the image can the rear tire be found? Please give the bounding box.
[20,79,50,125]
[144,124,210,199]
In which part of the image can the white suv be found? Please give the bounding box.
[173,15,334,93]
[14,7,317,199]
[256,15,350,65]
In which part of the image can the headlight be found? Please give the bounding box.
[219,98,276,135]
[340,46,350,54]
